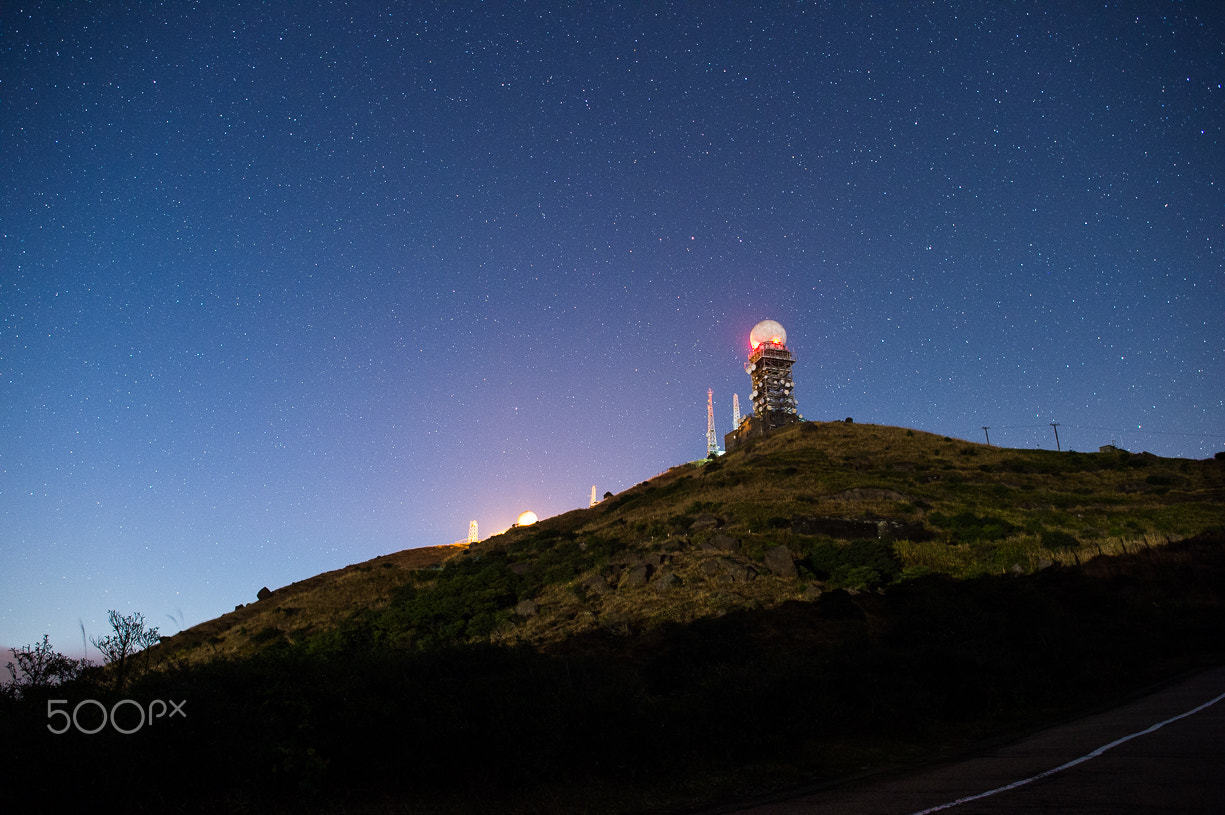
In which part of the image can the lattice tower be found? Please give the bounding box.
[732,393,741,428]
[706,388,718,456]
[468,520,478,544]
[747,339,798,431]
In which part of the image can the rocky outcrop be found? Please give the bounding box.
[697,556,757,584]
[653,572,680,594]
[582,574,610,595]
[621,564,651,588]
[764,545,798,578]
[700,533,740,553]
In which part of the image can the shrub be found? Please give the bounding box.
[802,539,900,589]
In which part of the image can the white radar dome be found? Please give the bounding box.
[516,511,538,526]
[749,319,787,349]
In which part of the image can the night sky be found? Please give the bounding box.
[3,2,1222,658]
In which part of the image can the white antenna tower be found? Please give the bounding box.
[706,388,718,456]
[468,520,478,544]
[589,485,597,507]
[732,393,741,428]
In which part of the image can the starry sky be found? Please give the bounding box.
[3,1,1223,659]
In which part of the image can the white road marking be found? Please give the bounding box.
[907,688,1225,814]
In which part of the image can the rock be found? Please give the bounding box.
[581,574,609,595]
[705,534,739,553]
[256,587,272,601]
[764,545,798,578]
[653,572,680,594]
[720,560,757,583]
[515,599,538,617]
[234,604,246,611]
[622,564,651,588]
[689,514,722,531]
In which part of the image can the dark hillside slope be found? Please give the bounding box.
[7,533,1224,814]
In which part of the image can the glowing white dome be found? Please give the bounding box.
[516,510,538,526]
[749,319,787,349]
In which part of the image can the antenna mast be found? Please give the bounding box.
[706,388,718,457]
[732,393,741,429]
[590,485,598,507]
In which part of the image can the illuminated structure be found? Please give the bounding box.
[732,393,741,429]
[468,520,479,543]
[706,388,719,457]
[724,319,801,451]
[590,485,598,507]
[515,510,538,527]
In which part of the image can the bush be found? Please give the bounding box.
[803,539,900,589]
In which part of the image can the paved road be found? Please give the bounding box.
[736,666,1225,814]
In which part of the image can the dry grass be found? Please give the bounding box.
[150,543,466,665]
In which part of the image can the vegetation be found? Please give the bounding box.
[90,610,160,691]
[4,421,1222,813]
[2,635,91,699]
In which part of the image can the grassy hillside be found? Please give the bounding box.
[12,421,1218,814]
[153,543,466,664]
[154,420,1225,663]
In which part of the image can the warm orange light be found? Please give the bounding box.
[749,319,787,351]
[516,510,538,526]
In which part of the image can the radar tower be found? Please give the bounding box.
[724,320,800,451]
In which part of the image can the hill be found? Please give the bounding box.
[9,420,1223,814]
[154,420,1225,663]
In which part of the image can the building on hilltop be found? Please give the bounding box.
[724,319,801,451]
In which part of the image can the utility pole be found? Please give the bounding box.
[1050,422,1061,451]
[982,426,991,445]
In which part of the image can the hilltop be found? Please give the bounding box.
[154,420,1225,664]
